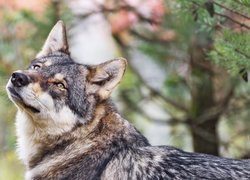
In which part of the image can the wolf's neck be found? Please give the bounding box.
[16,102,149,179]
[15,111,41,167]
[14,102,108,167]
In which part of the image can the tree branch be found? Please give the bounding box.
[215,39,250,61]
[191,1,250,30]
[214,1,250,21]
[195,86,234,125]
[128,57,189,112]
[233,0,250,8]
[76,3,157,24]
[130,29,173,45]
[112,33,189,113]
[120,90,188,125]
[214,11,250,30]
[235,48,250,59]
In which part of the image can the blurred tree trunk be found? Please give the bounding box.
[189,36,219,155]
[191,117,219,155]
[188,35,232,155]
[190,69,219,155]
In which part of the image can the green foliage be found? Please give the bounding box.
[20,4,73,54]
[163,74,190,104]
[0,3,73,67]
[175,0,250,75]
[210,30,250,75]
[138,42,168,64]
[118,67,143,120]
[131,0,250,156]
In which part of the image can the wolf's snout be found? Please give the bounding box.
[11,72,30,87]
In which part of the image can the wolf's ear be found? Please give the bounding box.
[36,20,69,58]
[89,58,127,100]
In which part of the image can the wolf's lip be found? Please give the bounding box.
[8,86,22,101]
[7,87,40,113]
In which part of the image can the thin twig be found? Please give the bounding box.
[214,12,250,30]
[195,86,234,125]
[130,30,172,45]
[112,33,189,113]
[120,90,187,125]
[233,0,250,8]
[235,48,250,59]
[214,1,250,20]
[77,4,157,24]
[191,1,250,30]
[222,40,250,60]
[127,60,189,112]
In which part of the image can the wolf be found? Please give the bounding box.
[6,21,250,180]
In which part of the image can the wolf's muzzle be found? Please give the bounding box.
[11,72,30,87]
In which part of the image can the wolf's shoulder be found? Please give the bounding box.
[102,145,250,179]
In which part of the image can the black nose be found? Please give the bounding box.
[11,72,30,87]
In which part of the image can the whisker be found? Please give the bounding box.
[31,92,51,112]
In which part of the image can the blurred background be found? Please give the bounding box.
[0,0,250,179]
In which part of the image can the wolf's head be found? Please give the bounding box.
[6,21,127,131]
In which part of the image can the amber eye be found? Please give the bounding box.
[55,82,66,90]
[32,64,41,70]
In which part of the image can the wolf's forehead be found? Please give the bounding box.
[29,53,90,80]
[44,63,89,80]
[31,55,71,66]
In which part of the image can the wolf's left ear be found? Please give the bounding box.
[36,20,69,58]
[89,58,127,100]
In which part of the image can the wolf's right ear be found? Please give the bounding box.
[36,20,69,58]
[88,58,127,100]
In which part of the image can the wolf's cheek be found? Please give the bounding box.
[50,106,78,128]
[32,82,43,97]
[30,83,54,109]
[19,84,54,112]
[36,92,55,110]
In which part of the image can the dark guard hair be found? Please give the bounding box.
[6,21,250,180]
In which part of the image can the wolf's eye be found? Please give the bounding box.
[55,82,66,90]
[32,64,41,70]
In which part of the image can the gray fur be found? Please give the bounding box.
[6,21,250,180]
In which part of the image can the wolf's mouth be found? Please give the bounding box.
[8,87,40,113]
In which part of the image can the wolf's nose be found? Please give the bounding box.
[11,72,30,87]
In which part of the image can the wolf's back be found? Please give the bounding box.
[102,145,250,180]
